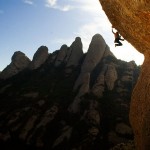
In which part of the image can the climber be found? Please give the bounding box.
[112,27,124,47]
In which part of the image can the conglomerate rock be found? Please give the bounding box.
[99,0,150,149]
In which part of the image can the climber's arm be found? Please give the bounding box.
[112,28,115,34]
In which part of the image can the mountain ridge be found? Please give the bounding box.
[0,34,140,150]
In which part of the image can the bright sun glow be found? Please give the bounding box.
[0,0,144,71]
[72,0,144,65]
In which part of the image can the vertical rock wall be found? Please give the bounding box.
[99,0,150,149]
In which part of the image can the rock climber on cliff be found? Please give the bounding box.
[112,27,124,47]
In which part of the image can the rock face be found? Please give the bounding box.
[74,34,107,90]
[54,37,83,75]
[66,37,83,67]
[55,45,68,67]
[105,64,117,90]
[99,0,149,149]
[99,0,150,54]
[69,34,107,113]
[65,37,83,74]
[0,51,31,79]
[0,34,140,150]
[29,46,49,70]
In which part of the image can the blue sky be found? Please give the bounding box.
[0,0,144,71]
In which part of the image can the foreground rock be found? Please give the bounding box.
[99,0,148,149]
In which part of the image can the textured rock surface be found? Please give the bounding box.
[92,63,117,97]
[99,0,150,54]
[0,51,30,79]
[99,1,149,149]
[29,46,49,70]
[92,73,105,98]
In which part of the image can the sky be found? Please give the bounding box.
[0,0,144,71]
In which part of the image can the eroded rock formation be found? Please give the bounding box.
[0,34,140,149]
[74,34,107,91]
[69,34,107,113]
[99,0,149,149]
[55,44,68,67]
[66,37,83,67]
[0,51,31,79]
[29,46,49,70]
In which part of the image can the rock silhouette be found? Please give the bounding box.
[0,34,140,150]
[29,46,49,70]
[0,51,31,79]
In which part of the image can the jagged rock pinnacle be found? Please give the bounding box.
[29,46,49,70]
[0,51,30,79]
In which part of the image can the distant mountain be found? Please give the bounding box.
[0,34,140,150]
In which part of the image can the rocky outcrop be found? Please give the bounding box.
[0,34,140,150]
[130,59,150,150]
[69,34,107,113]
[29,46,49,70]
[92,71,105,98]
[105,64,118,90]
[66,37,83,67]
[0,51,31,79]
[99,0,150,54]
[92,63,117,97]
[74,34,107,90]
[65,37,83,74]
[54,37,83,74]
[99,1,148,149]
[68,73,90,113]
[54,45,68,67]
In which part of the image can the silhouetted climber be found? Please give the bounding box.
[112,27,124,47]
